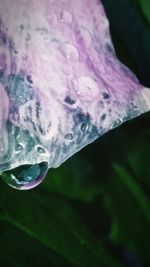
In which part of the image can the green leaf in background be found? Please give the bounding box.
[138,0,150,23]
[42,152,102,202]
[102,161,150,266]
[103,0,150,86]
[98,118,150,267]
[0,181,122,267]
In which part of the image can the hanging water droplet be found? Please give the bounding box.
[2,162,48,190]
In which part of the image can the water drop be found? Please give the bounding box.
[2,162,48,190]
[36,146,46,154]
[64,95,75,105]
[101,113,106,121]
[80,122,88,132]
[26,75,33,84]
[15,143,24,152]
[65,132,74,140]
[102,92,110,99]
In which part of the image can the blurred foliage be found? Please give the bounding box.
[138,0,150,23]
[0,0,150,266]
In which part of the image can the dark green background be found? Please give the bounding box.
[0,1,150,266]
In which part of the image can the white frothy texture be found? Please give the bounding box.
[0,0,149,178]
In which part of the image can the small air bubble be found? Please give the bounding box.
[15,143,23,152]
[131,102,138,111]
[26,75,33,84]
[101,114,106,121]
[36,146,45,154]
[65,133,74,140]
[103,92,110,99]
[80,122,88,132]
[65,96,75,105]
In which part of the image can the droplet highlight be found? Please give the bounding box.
[2,162,48,190]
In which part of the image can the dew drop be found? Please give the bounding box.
[80,122,88,132]
[26,75,33,84]
[101,114,106,121]
[65,132,74,140]
[2,162,48,190]
[15,143,24,152]
[64,95,75,105]
[36,146,46,154]
[102,92,110,99]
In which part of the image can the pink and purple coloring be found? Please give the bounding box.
[0,0,150,189]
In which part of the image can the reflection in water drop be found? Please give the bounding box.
[2,162,48,190]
